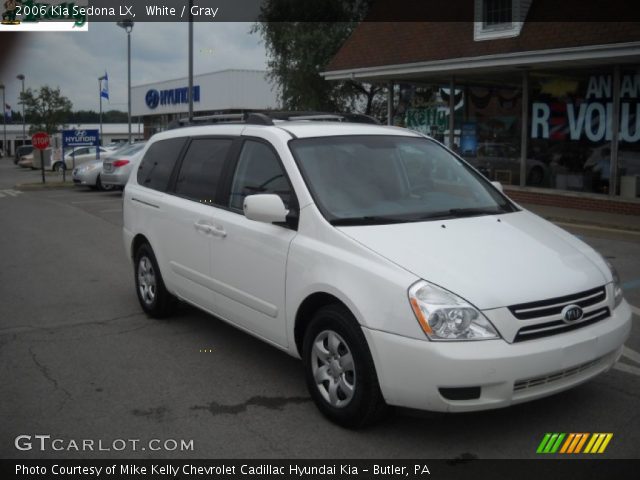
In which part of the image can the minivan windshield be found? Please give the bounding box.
[289,135,517,225]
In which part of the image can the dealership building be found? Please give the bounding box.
[324,3,640,213]
[131,69,279,137]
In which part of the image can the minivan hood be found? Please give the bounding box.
[337,210,609,310]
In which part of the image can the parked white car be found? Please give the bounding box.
[53,146,109,171]
[122,115,631,427]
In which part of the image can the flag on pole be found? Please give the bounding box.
[4,104,11,121]
[100,72,109,100]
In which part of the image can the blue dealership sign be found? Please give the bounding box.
[145,85,200,109]
[62,129,100,148]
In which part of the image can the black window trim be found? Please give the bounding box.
[217,136,300,230]
[165,135,239,206]
[136,136,189,193]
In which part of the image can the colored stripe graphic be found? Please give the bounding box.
[538,433,613,454]
[584,433,613,454]
[537,433,565,453]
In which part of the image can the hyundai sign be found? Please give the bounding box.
[145,86,201,110]
[62,129,100,147]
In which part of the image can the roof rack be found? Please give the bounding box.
[167,111,380,129]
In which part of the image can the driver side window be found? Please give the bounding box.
[229,140,293,211]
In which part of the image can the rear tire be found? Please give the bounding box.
[53,162,65,172]
[96,174,114,192]
[302,304,389,428]
[134,243,174,318]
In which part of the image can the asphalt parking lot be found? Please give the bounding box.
[1,160,639,459]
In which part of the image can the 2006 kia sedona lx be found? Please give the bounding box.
[123,114,631,427]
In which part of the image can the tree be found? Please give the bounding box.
[252,0,384,116]
[20,86,72,134]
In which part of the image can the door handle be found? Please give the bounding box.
[194,221,213,234]
[210,225,227,238]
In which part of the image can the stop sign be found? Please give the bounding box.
[32,132,50,150]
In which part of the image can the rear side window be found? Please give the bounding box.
[175,138,232,203]
[137,138,186,191]
[229,140,293,210]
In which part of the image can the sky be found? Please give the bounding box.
[0,22,268,112]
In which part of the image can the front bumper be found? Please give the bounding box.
[72,169,99,186]
[363,300,631,412]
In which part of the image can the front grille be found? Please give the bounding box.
[513,307,610,342]
[514,355,607,392]
[509,286,606,320]
[509,286,609,342]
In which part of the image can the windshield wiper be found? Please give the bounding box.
[330,216,409,226]
[419,207,508,220]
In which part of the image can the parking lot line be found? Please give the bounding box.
[613,362,640,376]
[630,304,640,317]
[554,221,640,236]
[622,346,640,365]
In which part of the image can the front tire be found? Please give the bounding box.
[53,162,65,172]
[302,304,389,428]
[134,243,173,318]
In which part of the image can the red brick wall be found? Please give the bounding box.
[504,189,640,216]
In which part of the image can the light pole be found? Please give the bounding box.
[117,19,134,144]
[0,83,6,158]
[16,74,25,147]
[98,74,106,146]
[188,0,194,123]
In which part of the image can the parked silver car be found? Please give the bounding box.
[72,143,141,190]
[72,159,115,191]
[101,143,146,188]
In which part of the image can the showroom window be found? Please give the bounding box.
[526,67,637,194]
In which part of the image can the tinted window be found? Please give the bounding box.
[229,141,293,210]
[175,138,232,203]
[137,138,186,191]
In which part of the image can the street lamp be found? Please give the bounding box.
[116,19,134,144]
[16,74,25,147]
[0,83,6,158]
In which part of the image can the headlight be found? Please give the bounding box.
[604,258,623,308]
[408,280,500,341]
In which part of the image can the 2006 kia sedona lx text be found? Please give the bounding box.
[123,114,631,427]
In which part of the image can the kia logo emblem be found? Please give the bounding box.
[561,305,584,323]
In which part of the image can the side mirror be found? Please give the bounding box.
[244,194,289,224]
[491,181,503,192]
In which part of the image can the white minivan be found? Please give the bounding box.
[122,114,631,427]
